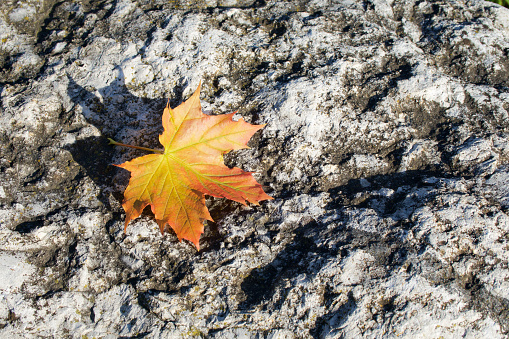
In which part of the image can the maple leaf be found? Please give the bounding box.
[112,83,272,250]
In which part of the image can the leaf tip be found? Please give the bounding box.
[193,81,202,98]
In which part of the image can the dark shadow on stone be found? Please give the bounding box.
[238,170,444,310]
[199,199,251,252]
[364,60,413,113]
[463,274,509,334]
[310,291,356,339]
[239,217,331,310]
[15,219,45,234]
[64,67,166,208]
[66,66,166,137]
[239,165,509,334]
[89,307,95,322]
[65,135,116,187]
[238,212,413,311]
[325,169,451,219]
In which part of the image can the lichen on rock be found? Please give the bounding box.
[0,0,509,337]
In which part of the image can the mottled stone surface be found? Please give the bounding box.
[0,0,509,337]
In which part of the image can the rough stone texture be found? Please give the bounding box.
[0,0,509,337]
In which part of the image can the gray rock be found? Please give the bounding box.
[0,0,508,337]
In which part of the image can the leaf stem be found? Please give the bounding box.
[108,138,163,154]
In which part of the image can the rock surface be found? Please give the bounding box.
[1,0,509,337]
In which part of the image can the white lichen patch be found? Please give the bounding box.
[0,252,36,293]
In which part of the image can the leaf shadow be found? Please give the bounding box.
[65,67,175,210]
